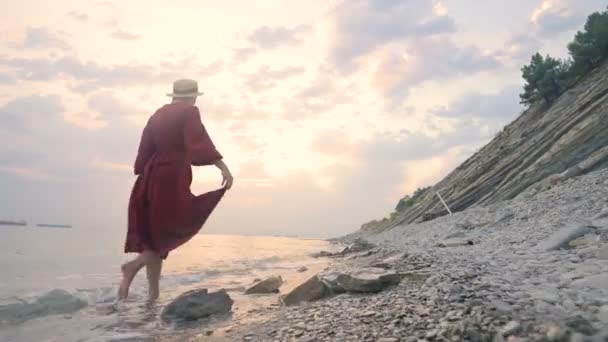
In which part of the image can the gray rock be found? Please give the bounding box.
[571,273,608,290]
[0,289,87,324]
[568,235,596,249]
[536,224,594,251]
[345,249,379,260]
[593,207,608,220]
[569,333,585,342]
[564,316,595,335]
[282,275,329,306]
[425,329,439,339]
[297,266,308,273]
[444,231,468,240]
[161,289,233,322]
[596,246,608,259]
[311,251,337,258]
[334,272,401,293]
[341,238,376,255]
[500,321,521,336]
[245,276,283,295]
[599,305,608,324]
[369,262,392,270]
[382,252,408,264]
[437,239,474,248]
[546,325,568,342]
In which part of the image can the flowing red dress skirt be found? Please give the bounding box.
[124,102,226,258]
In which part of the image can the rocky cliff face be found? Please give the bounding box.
[363,60,608,232]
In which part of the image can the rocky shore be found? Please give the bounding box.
[158,169,608,342]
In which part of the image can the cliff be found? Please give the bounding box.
[360,60,608,233]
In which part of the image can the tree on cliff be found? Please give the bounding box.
[520,6,608,107]
[520,53,571,106]
[568,7,608,76]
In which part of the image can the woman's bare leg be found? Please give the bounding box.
[146,253,163,301]
[118,250,156,300]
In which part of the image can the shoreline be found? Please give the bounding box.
[159,169,608,342]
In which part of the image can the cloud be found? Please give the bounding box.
[313,122,490,165]
[530,0,583,37]
[529,0,607,38]
[357,131,446,163]
[235,160,274,187]
[87,91,143,122]
[199,98,235,123]
[432,85,523,120]
[0,94,64,133]
[232,47,258,63]
[67,11,89,21]
[282,73,355,120]
[198,60,224,77]
[433,1,449,16]
[14,27,70,50]
[245,65,306,91]
[0,149,41,167]
[0,166,59,181]
[0,73,15,84]
[502,31,543,63]
[230,133,266,153]
[0,56,222,92]
[325,0,457,71]
[110,29,140,40]
[371,37,502,104]
[248,25,311,49]
[311,130,354,156]
[91,157,131,172]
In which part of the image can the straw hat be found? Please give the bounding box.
[166,79,204,98]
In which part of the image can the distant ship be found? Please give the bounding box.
[36,224,72,229]
[0,219,27,227]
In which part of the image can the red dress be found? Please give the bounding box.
[124,102,226,258]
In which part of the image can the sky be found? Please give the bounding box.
[0,0,605,238]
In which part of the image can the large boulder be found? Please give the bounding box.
[571,273,608,291]
[161,289,233,322]
[281,275,329,306]
[436,238,474,248]
[334,271,401,293]
[596,246,608,260]
[340,238,376,255]
[311,250,337,258]
[244,276,283,295]
[311,239,376,258]
[536,224,595,251]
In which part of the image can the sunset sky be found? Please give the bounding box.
[0,0,605,238]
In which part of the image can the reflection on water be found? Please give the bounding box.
[0,232,332,341]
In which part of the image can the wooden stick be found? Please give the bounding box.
[436,192,453,215]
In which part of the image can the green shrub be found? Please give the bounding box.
[520,53,571,106]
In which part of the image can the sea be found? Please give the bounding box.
[0,226,333,342]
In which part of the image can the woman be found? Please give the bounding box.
[118,79,233,301]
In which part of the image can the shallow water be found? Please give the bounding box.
[0,228,331,341]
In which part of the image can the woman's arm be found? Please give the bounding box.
[134,122,154,175]
[213,159,234,189]
[184,108,223,166]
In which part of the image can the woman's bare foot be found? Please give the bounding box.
[118,260,142,299]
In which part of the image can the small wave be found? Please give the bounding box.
[0,289,87,324]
